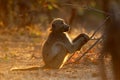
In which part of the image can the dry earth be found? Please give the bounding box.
[0,34,113,80]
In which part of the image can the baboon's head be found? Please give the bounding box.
[50,18,70,32]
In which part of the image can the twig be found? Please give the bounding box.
[62,3,111,15]
[66,16,109,63]
[87,7,111,15]
[74,35,103,62]
[90,38,101,40]
[66,36,103,65]
[90,16,110,38]
[66,51,75,63]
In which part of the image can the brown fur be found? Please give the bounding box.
[42,18,89,69]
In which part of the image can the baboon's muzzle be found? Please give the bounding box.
[64,25,70,32]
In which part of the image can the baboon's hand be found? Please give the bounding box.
[80,33,90,42]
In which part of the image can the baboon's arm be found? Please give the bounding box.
[63,34,89,53]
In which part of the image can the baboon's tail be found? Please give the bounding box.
[10,66,44,71]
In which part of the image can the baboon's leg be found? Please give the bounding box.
[48,50,68,69]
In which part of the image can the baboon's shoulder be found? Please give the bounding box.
[48,32,67,40]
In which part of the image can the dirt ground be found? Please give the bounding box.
[0,33,113,80]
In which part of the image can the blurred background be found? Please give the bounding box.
[0,0,119,80]
[0,0,106,33]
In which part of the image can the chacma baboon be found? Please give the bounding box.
[42,18,90,69]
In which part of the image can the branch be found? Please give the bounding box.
[90,16,110,39]
[66,16,109,64]
[62,3,111,15]
[74,35,103,63]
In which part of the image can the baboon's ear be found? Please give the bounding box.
[52,23,56,28]
[49,20,54,31]
[51,22,57,31]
